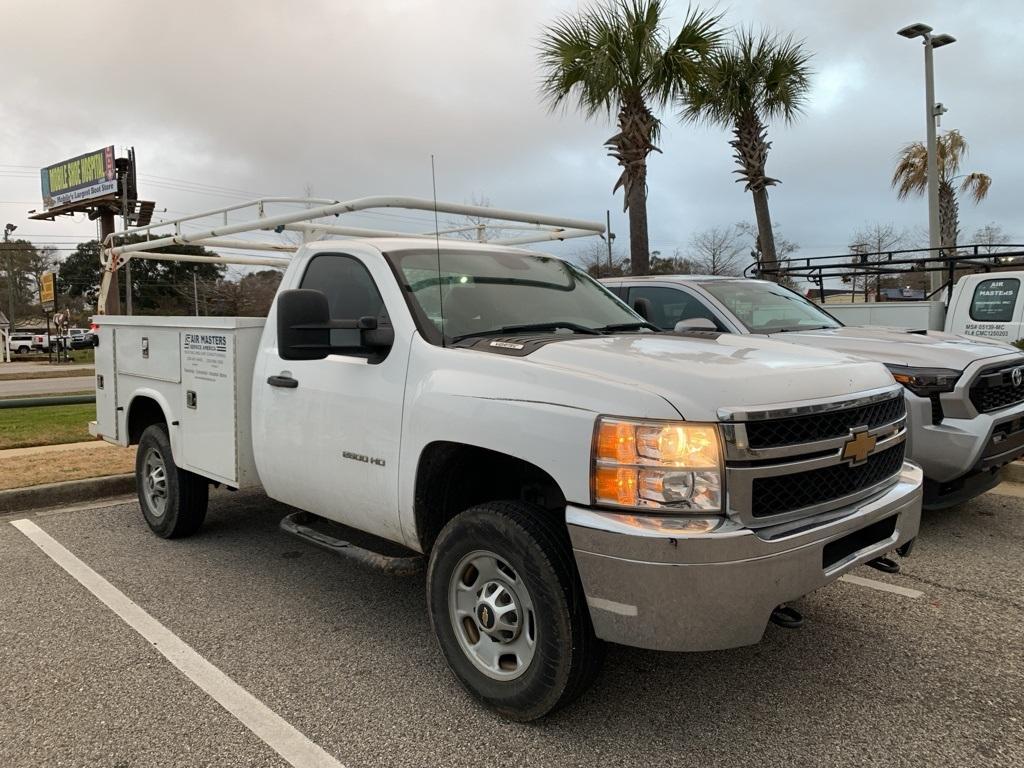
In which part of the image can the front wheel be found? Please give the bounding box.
[136,423,209,538]
[427,501,603,721]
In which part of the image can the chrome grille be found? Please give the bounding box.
[720,386,907,527]
[744,395,905,449]
[752,443,906,518]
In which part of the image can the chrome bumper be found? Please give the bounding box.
[566,462,923,653]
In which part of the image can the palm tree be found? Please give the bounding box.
[679,29,812,278]
[538,0,722,274]
[892,129,992,251]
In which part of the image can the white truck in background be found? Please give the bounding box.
[91,196,922,721]
[604,274,1024,509]
[824,272,1024,342]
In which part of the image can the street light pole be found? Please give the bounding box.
[923,38,940,265]
[898,23,956,294]
[4,224,17,335]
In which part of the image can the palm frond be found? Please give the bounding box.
[677,26,812,128]
[891,141,928,199]
[656,5,725,105]
[960,172,992,203]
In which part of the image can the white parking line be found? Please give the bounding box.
[11,518,345,768]
[839,573,924,599]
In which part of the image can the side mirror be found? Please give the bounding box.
[632,297,652,320]
[277,289,331,360]
[674,317,718,333]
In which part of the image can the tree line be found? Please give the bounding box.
[1,236,282,327]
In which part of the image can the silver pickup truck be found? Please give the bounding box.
[604,275,1024,509]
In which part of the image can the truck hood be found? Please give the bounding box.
[526,333,892,420]
[767,326,1019,370]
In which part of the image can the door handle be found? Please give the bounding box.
[267,375,298,389]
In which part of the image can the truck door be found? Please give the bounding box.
[953,275,1023,341]
[252,251,408,544]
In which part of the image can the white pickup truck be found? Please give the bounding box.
[604,275,1024,509]
[91,197,922,720]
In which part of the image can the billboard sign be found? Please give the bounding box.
[40,271,56,311]
[40,146,116,210]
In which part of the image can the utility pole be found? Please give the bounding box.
[3,224,16,334]
[193,268,199,315]
[101,210,120,315]
[605,210,615,274]
[122,172,133,315]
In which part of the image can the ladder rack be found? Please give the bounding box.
[98,195,605,312]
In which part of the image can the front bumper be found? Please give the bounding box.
[566,463,922,653]
[905,392,1024,506]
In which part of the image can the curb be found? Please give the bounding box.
[0,474,135,514]
[1003,462,1024,485]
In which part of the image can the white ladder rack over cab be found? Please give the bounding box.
[97,195,606,313]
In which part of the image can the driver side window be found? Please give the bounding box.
[628,286,724,331]
[299,254,390,352]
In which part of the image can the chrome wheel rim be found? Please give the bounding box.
[448,549,537,681]
[143,447,168,518]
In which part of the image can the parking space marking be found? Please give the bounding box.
[10,518,345,768]
[839,573,924,599]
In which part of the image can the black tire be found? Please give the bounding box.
[427,501,604,721]
[17,346,29,355]
[135,423,209,539]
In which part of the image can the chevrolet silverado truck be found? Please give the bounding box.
[605,274,1024,509]
[90,196,922,720]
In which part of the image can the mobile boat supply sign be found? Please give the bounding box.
[40,146,117,210]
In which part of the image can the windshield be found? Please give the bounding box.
[389,249,643,343]
[702,280,842,333]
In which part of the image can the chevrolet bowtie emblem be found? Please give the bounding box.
[842,429,877,466]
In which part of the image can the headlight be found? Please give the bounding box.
[885,364,961,397]
[592,417,723,511]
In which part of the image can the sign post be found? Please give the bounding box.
[40,271,58,363]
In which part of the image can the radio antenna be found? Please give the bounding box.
[431,154,445,347]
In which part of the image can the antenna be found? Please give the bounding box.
[431,155,445,347]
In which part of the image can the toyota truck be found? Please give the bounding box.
[605,274,1024,509]
[90,196,922,720]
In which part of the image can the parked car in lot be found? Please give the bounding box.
[91,197,922,720]
[604,275,1024,509]
[7,332,35,355]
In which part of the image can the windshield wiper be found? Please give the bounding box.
[594,321,660,333]
[450,322,602,343]
[773,325,832,332]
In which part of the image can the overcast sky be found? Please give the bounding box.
[1,0,1019,283]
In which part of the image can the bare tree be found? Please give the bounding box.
[973,222,1011,253]
[685,225,745,275]
[573,239,629,278]
[445,193,501,241]
[846,222,908,300]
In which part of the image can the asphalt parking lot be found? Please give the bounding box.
[1,488,1022,768]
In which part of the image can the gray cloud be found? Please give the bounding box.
[1,0,1019,276]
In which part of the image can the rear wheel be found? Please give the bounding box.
[427,501,603,721]
[136,423,208,538]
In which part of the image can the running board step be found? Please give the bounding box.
[279,511,423,575]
